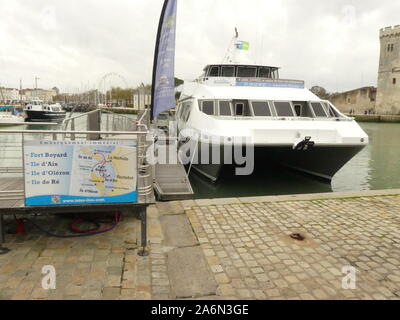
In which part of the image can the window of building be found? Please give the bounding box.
[237,66,257,78]
[251,101,272,116]
[201,101,215,115]
[273,101,295,117]
[218,101,232,116]
[208,66,220,77]
[394,78,397,85]
[221,66,235,77]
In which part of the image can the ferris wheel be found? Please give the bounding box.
[97,72,129,105]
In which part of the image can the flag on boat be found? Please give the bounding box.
[151,0,178,120]
[235,41,250,50]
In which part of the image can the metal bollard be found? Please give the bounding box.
[138,207,149,257]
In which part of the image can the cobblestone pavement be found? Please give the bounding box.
[1,192,400,300]
[184,196,400,300]
[0,212,151,300]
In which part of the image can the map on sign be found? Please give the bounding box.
[24,141,138,206]
[70,145,136,198]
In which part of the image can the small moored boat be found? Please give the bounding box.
[24,100,66,123]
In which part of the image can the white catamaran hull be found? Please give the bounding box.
[186,142,365,182]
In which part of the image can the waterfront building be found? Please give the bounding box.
[20,88,57,103]
[329,87,377,115]
[133,87,151,110]
[0,87,20,104]
[330,25,400,115]
[376,25,400,114]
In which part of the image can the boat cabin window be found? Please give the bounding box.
[233,101,252,117]
[218,101,233,116]
[323,102,342,118]
[310,102,328,117]
[293,102,314,117]
[273,101,295,117]
[221,66,235,77]
[177,103,184,119]
[235,104,244,116]
[181,102,192,121]
[237,66,257,78]
[201,101,215,115]
[209,66,220,77]
[258,68,271,78]
[251,101,272,117]
[183,107,191,122]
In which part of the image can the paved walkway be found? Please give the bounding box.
[1,190,400,300]
[0,213,151,300]
[184,196,400,300]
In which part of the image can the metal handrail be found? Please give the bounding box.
[63,109,101,123]
[137,109,149,124]
[101,109,137,122]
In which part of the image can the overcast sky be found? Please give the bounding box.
[0,0,399,93]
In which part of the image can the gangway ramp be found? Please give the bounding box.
[154,138,194,201]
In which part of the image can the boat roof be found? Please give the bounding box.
[203,64,280,71]
[181,81,321,102]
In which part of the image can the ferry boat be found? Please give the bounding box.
[24,100,66,123]
[176,60,368,183]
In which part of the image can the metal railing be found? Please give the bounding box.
[63,109,137,135]
[0,108,154,204]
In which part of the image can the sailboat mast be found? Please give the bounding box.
[222,28,239,64]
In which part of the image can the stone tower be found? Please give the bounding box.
[376,25,400,114]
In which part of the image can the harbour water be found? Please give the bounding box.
[1,120,399,199]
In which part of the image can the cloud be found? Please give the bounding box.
[0,0,399,93]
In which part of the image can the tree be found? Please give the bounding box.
[310,86,331,100]
[174,77,184,87]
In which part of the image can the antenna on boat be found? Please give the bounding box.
[222,28,239,64]
[222,28,249,64]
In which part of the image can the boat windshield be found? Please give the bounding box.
[198,99,345,119]
[204,65,280,79]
